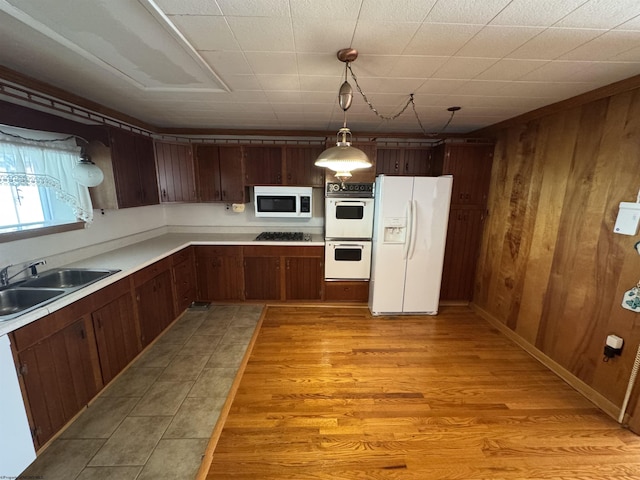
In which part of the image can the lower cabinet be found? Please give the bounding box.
[195,246,244,301]
[243,246,324,301]
[133,258,175,348]
[11,301,102,449]
[172,247,197,313]
[92,279,140,384]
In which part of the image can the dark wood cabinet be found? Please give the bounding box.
[376,147,434,176]
[436,141,494,302]
[283,145,325,186]
[133,258,175,347]
[108,128,160,208]
[172,247,197,314]
[195,246,244,301]
[243,246,324,301]
[155,141,196,203]
[11,304,102,449]
[195,145,247,203]
[91,279,140,384]
[324,281,369,302]
[244,146,283,185]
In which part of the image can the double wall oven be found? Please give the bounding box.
[324,182,375,280]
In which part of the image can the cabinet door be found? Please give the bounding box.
[403,148,431,176]
[135,135,160,206]
[284,146,324,186]
[440,208,485,301]
[136,270,175,347]
[195,144,222,202]
[18,318,101,448]
[243,256,280,300]
[92,293,139,384]
[376,148,402,175]
[218,146,247,203]
[285,257,323,300]
[442,144,493,206]
[155,141,196,203]
[244,146,283,185]
[110,129,141,208]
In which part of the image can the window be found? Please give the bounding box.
[0,126,94,237]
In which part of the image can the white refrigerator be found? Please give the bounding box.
[368,175,453,315]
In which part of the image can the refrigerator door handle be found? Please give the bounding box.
[403,200,413,260]
[408,199,419,259]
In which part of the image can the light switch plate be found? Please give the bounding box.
[614,202,640,235]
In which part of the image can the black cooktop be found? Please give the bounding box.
[255,231,312,242]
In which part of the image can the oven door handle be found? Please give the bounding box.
[335,201,367,207]
[333,244,364,249]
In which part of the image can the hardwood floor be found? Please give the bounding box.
[200,306,640,480]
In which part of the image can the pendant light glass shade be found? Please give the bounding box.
[315,128,372,182]
[72,153,104,187]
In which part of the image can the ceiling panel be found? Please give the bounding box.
[0,0,639,136]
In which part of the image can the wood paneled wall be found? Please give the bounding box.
[473,88,640,429]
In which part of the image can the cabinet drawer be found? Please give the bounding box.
[324,281,369,302]
[194,245,242,258]
[132,257,172,286]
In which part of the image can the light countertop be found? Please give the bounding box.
[0,233,325,336]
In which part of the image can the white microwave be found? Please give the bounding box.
[254,186,313,218]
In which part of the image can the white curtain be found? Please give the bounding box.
[0,127,93,223]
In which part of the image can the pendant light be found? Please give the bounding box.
[72,149,104,187]
[315,49,372,183]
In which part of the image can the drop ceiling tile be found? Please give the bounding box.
[352,21,422,55]
[299,76,341,92]
[292,17,357,53]
[431,57,499,79]
[244,52,298,75]
[506,27,606,60]
[414,79,469,94]
[455,80,510,95]
[391,56,450,78]
[290,0,362,18]
[359,0,438,22]
[224,74,263,91]
[349,77,426,95]
[559,30,640,61]
[610,45,640,61]
[263,90,303,103]
[170,15,240,50]
[553,0,640,29]
[498,81,590,98]
[425,0,512,24]
[350,55,400,77]
[475,58,549,80]
[567,61,640,83]
[199,51,252,76]
[404,23,484,56]
[616,14,640,31]
[226,17,294,51]
[154,0,222,15]
[489,0,586,27]
[215,0,290,17]
[256,74,300,92]
[456,26,545,57]
[518,60,592,81]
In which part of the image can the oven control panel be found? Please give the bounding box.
[326,182,374,197]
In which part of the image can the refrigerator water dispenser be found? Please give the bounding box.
[383,217,407,243]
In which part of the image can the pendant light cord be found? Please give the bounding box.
[346,63,458,137]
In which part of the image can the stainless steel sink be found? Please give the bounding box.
[0,287,65,317]
[21,268,117,289]
[0,268,120,322]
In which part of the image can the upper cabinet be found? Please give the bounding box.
[376,147,437,176]
[243,145,325,187]
[88,128,160,209]
[155,141,196,203]
[438,142,493,206]
[194,144,248,203]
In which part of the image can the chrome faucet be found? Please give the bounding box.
[0,259,47,287]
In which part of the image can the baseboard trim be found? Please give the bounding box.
[470,303,620,421]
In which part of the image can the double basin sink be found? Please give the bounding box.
[0,268,120,322]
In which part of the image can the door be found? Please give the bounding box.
[324,197,375,239]
[368,176,413,314]
[402,176,453,313]
[325,241,372,280]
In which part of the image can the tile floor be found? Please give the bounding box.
[20,303,263,480]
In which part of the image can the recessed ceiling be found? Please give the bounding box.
[1,0,640,135]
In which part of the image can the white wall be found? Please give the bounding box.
[0,188,325,274]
